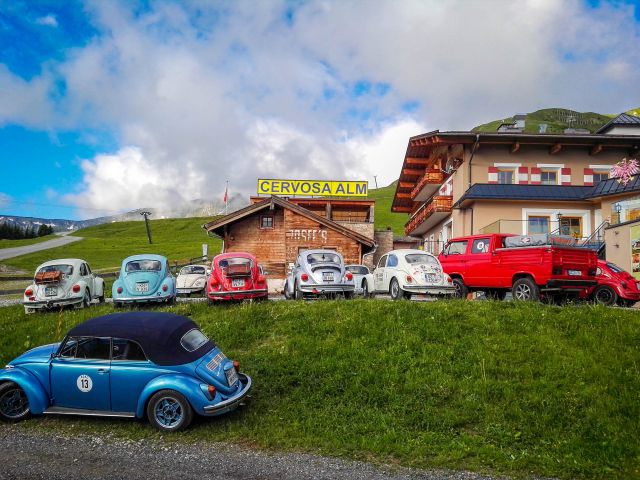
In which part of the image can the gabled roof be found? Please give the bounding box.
[596,113,640,134]
[203,196,375,248]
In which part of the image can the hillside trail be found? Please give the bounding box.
[0,234,82,261]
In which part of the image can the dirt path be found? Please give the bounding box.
[0,235,82,261]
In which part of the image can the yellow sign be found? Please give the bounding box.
[257,179,368,197]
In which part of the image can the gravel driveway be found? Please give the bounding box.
[0,426,518,480]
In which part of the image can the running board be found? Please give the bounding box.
[44,406,136,418]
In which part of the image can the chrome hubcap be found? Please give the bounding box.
[0,388,29,419]
[596,289,613,304]
[391,282,398,297]
[515,285,531,300]
[155,398,183,428]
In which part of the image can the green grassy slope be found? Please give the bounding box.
[473,108,615,134]
[0,217,221,272]
[1,300,638,479]
[368,181,407,236]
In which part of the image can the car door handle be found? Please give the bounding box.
[97,368,110,374]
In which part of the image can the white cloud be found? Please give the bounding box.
[35,14,58,27]
[3,1,640,215]
[0,192,12,209]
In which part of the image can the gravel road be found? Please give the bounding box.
[0,235,82,261]
[0,426,516,480]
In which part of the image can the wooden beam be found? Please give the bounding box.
[510,142,520,154]
[396,193,412,199]
[590,143,603,156]
[550,143,562,155]
[392,206,413,213]
[406,157,429,166]
[402,168,424,177]
[398,182,414,189]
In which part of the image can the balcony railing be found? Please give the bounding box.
[411,170,445,201]
[405,195,453,236]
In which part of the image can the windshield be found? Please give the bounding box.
[180,329,209,352]
[346,265,369,275]
[307,252,340,265]
[180,265,206,275]
[606,262,625,274]
[37,264,73,276]
[125,260,162,273]
[405,254,439,266]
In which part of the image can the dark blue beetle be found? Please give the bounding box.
[0,312,251,432]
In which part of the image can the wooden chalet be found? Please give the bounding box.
[203,196,375,278]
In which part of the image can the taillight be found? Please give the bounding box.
[162,284,168,292]
[257,275,266,283]
[25,289,33,297]
[117,286,123,294]
[345,272,353,281]
[406,275,413,283]
[72,284,81,293]
[233,360,240,372]
[447,276,453,283]
[301,273,309,281]
[210,276,218,285]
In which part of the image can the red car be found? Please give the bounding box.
[582,260,640,307]
[207,252,268,303]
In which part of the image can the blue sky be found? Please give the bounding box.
[0,0,639,220]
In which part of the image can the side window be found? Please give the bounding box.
[387,254,399,267]
[446,241,468,255]
[75,337,111,360]
[377,255,388,269]
[112,338,147,361]
[84,263,92,275]
[471,238,490,254]
[59,337,78,358]
[80,263,87,276]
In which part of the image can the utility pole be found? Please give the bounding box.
[140,211,153,244]
[373,175,378,189]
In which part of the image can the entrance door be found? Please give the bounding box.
[559,217,582,239]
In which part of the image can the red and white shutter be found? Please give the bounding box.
[530,167,541,185]
[583,168,593,186]
[488,166,498,184]
[518,166,528,184]
[561,168,571,185]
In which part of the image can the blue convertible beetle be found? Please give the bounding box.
[0,312,252,431]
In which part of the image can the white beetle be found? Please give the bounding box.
[364,249,455,300]
[23,258,105,314]
[176,264,210,296]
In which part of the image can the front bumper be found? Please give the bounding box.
[403,284,456,295]
[298,283,355,294]
[23,297,83,309]
[203,373,252,416]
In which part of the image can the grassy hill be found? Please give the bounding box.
[0,217,221,273]
[0,299,637,479]
[368,181,407,236]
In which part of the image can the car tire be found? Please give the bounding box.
[147,389,193,432]
[344,291,354,299]
[0,382,31,423]
[294,281,303,300]
[98,293,105,303]
[362,281,370,298]
[452,278,468,299]
[593,285,618,306]
[389,278,403,301]
[81,289,91,308]
[114,301,122,309]
[512,278,540,301]
[283,281,292,300]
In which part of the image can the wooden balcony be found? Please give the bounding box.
[410,170,445,202]
[405,195,453,236]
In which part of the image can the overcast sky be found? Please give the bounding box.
[1,0,639,219]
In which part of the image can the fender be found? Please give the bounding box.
[136,373,209,417]
[0,367,50,414]
[511,271,539,286]
[95,277,105,298]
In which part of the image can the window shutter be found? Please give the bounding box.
[561,168,571,185]
[583,168,593,186]
[530,167,541,185]
[488,166,498,184]
[518,166,528,184]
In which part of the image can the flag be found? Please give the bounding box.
[223,183,228,204]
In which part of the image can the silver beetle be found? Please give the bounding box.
[284,249,355,299]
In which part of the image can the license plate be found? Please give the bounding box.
[232,279,245,288]
[177,289,190,294]
[225,368,238,386]
[45,287,57,297]
[135,282,149,292]
[568,270,582,276]
[425,274,436,283]
[322,272,334,282]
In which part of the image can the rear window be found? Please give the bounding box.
[307,253,340,265]
[405,254,439,266]
[37,264,73,276]
[180,265,206,275]
[218,257,251,268]
[606,262,624,274]
[180,329,209,352]
[126,260,161,272]
[346,265,369,275]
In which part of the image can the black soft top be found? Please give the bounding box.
[66,312,215,366]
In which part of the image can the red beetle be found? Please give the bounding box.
[206,252,268,303]
[582,260,640,307]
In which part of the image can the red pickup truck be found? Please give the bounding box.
[438,233,598,301]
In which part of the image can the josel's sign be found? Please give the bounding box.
[258,179,368,197]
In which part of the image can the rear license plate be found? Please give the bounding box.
[232,279,245,288]
[322,273,334,282]
[45,287,57,297]
[177,289,190,294]
[568,270,582,276]
[225,368,238,386]
[135,282,149,292]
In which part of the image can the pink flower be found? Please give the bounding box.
[610,158,639,186]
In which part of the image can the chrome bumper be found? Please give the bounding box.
[208,288,268,297]
[403,285,456,295]
[203,373,252,416]
[299,283,355,293]
[113,295,173,303]
[23,297,83,308]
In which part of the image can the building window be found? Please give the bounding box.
[593,170,609,184]
[260,216,274,229]
[528,216,550,235]
[559,217,582,239]
[540,170,558,185]
[497,168,515,184]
